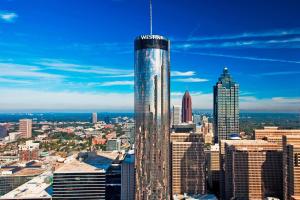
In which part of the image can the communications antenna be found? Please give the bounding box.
[150,0,153,35]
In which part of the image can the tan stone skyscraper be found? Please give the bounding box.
[171,132,206,196]
[222,140,282,200]
[134,35,171,200]
[19,119,32,138]
[282,135,300,200]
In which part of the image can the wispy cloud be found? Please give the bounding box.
[255,71,300,77]
[240,96,300,112]
[174,28,300,49]
[0,89,134,111]
[99,81,133,86]
[183,52,300,64]
[188,28,300,41]
[0,63,64,79]
[171,71,196,77]
[0,78,32,84]
[0,11,18,23]
[173,77,209,83]
[38,60,132,76]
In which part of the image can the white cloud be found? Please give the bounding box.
[172,71,195,76]
[0,78,32,84]
[0,63,64,79]
[39,60,132,76]
[99,81,133,86]
[0,11,18,23]
[0,89,298,112]
[0,89,134,111]
[240,96,300,112]
[188,28,300,41]
[181,52,300,64]
[173,78,209,83]
[171,71,196,77]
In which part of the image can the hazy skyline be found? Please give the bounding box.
[0,0,299,112]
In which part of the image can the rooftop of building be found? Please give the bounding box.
[255,126,300,132]
[173,194,218,200]
[0,171,52,200]
[0,161,44,176]
[55,151,121,174]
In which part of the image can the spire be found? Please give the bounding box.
[150,0,153,35]
[223,66,229,74]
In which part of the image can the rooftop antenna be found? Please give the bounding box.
[150,0,153,35]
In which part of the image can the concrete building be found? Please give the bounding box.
[0,161,45,196]
[0,171,52,200]
[0,124,8,139]
[171,132,206,196]
[8,132,21,142]
[172,105,181,125]
[106,138,121,151]
[213,67,239,143]
[255,126,300,146]
[193,114,201,126]
[92,112,98,124]
[282,135,300,200]
[182,91,192,123]
[134,35,171,199]
[222,140,282,200]
[52,151,121,200]
[18,140,39,161]
[121,151,135,200]
[172,123,196,133]
[201,117,214,144]
[207,144,220,193]
[19,119,32,139]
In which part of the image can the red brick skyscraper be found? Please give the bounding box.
[182,90,192,123]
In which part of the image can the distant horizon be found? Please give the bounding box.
[0,109,298,114]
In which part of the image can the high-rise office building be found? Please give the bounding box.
[282,135,300,200]
[0,124,8,139]
[255,126,300,146]
[134,34,171,199]
[182,90,192,123]
[171,132,206,197]
[19,119,32,139]
[172,105,181,125]
[121,151,135,200]
[193,114,201,125]
[213,67,239,143]
[53,152,121,200]
[207,144,220,193]
[92,112,97,124]
[222,140,282,200]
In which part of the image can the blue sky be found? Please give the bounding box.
[0,0,299,112]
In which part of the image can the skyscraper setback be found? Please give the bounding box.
[182,90,192,123]
[134,35,171,199]
[213,67,239,143]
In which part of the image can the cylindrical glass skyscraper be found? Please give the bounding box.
[134,35,170,200]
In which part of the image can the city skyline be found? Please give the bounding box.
[0,0,300,112]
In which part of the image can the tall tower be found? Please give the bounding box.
[92,112,97,124]
[19,119,32,138]
[134,34,171,199]
[182,91,192,123]
[213,67,239,143]
[172,105,181,125]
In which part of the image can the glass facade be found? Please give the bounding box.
[213,68,239,143]
[134,35,171,199]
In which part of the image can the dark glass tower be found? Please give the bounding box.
[213,67,239,143]
[134,35,171,200]
[182,90,192,123]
